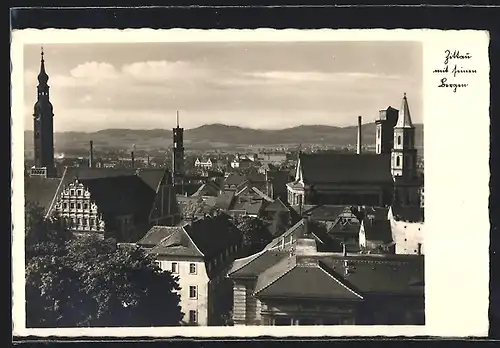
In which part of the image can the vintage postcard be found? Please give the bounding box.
[11,29,490,338]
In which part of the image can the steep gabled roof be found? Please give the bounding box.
[228,249,289,278]
[298,153,393,184]
[149,226,203,258]
[264,197,290,213]
[186,214,241,258]
[300,205,347,222]
[27,167,169,238]
[25,177,62,214]
[215,190,235,210]
[137,225,181,248]
[362,219,393,243]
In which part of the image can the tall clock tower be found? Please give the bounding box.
[172,111,185,190]
[30,47,56,178]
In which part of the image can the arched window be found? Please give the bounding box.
[397,136,402,145]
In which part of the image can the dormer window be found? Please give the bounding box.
[77,189,82,197]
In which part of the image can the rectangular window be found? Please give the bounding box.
[70,189,75,196]
[90,218,95,226]
[189,263,197,274]
[63,202,68,209]
[77,190,82,196]
[83,203,89,210]
[70,202,75,209]
[189,310,197,324]
[189,285,198,299]
[171,262,178,274]
[77,202,82,209]
[84,218,89,226]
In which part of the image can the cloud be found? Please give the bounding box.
[121,60,209,83]
[244,71,401,83]
[40,61,118,88]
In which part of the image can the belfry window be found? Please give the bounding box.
[396,156,401,167]
[397,136,402,145]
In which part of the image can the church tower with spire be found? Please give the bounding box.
[172,111,185,189]
[30,47,56,178]
[391,93,420,206]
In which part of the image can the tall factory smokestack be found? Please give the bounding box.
[357,116,362,155]
[89,140,94,168]
[131,144,135,169]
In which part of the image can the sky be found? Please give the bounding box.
[23,41,422,132]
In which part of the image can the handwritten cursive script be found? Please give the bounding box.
[443,50,472,65]
[432,49,476,92]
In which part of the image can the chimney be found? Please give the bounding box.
[89,140,94,168]
[357,116,362,155]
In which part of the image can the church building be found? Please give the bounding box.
[286,93,422,208]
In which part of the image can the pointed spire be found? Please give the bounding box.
[38,46,49,85]
[396,92,414,128]
[176,110,179,128]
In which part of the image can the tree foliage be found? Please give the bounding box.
[234,216,273,256]
[182,197,215,218]
[25,202,183,327]
[270,211,290,237]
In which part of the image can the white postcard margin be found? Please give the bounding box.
[11,28,491,338]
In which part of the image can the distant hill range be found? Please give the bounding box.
[24,123,423,153]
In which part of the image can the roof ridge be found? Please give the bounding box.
[45,167,67,219]
[316,262,364,299]
[254,256,297,295]
[228,248,268,275]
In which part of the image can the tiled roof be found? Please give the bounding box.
[254,256,364,300]
[232,246,424,298]
[25,177,62,214]
[28,167,169,239]
[137,225,180,247]
[186,214,242,258]
[318,254,424,296]
[191,182,220,197]
[264,198,290,213]
[76,175,156,229]
[228,249,289,278]
[362,219,393,243]
[363,207,390,220]
[246,172,266,183]
[224,173,247,186]
[232,200,264,216]
[299,153,393,184]
[149,226,203,258]
[391,206,424,223]
[300,205,347,221]
[215,190,235,210]
[265,218,308,250]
